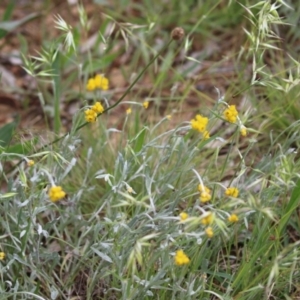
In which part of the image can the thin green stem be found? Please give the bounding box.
[6,38,175,175]
[75,38,174,132]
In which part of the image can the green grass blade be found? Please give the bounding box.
[0,117,19,148]
[278,179,300,235]
[0,12,39,32]
[133,127,147,153]
[0,0,15,39]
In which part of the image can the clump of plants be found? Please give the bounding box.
[1,1,300,299]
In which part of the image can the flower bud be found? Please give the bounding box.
[171,27,185,40]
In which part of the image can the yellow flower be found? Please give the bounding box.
[94,74,109,90]
[127,186,133,193]
[143,101,149,109]
[0,252,5,260]
[86,74,109,91]
[179,212,189,222]
[223,105,238,123]
[86,78,96,91]
[174,249,190,266]
[48,186,66,202]
[198,186,212,203]
[27,160,35,167]
[205,227,214,238]
[85,109,97,123]
[200,192,211,203]
[126,108,132,115]
[203,130,210,140]
[201,212,213,225]
[166,115,172,120]
[198,185,210,194]
[191,114,209,133]
[92,102,104,114]
[240,126,247,137]
[225,187,239,198]
[228,214,239,223]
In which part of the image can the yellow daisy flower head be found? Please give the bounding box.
[85,109,97,123]
[86,74,109,91]
[205,227,214,238]
[240,126,247,137]
[0,252,5,260]
[166,115,172,120]
[201,212,214,225]
[86,78,96,91]
[27,160,35,167]
[223,105,238,123]
[200,191,211,203]
[179,212,189,222]
[174,249,190,266]
[191,114,209,133]
[48,186,66,202]
[225,187,239,198]
[126,108,132,115]
[198,185,212,203]
[94,74,109,90]
[143,101,149,109]
[228,214,239,223]
[92,102,104,114]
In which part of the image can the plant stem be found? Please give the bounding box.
[6,38,175,175]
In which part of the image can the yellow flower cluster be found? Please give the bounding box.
[86,74,109,91]
[201,212,213,225]
[85,110,97,123]
[179,212,189,222]
[174,249,190,266]
[27,160,35,167]
[85,101,104,123]
[48,186,66,202]
[93,102,104,113]
[228,214,239,223]
[225,187,239,198]
[143,101,149,109]
[223,105,238,123]
[198,185,212,203]
[191,114,209,133]
[126,108,132,115]
[240,126,247,137]
[205,227,214,238]
[0,252,5,260]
